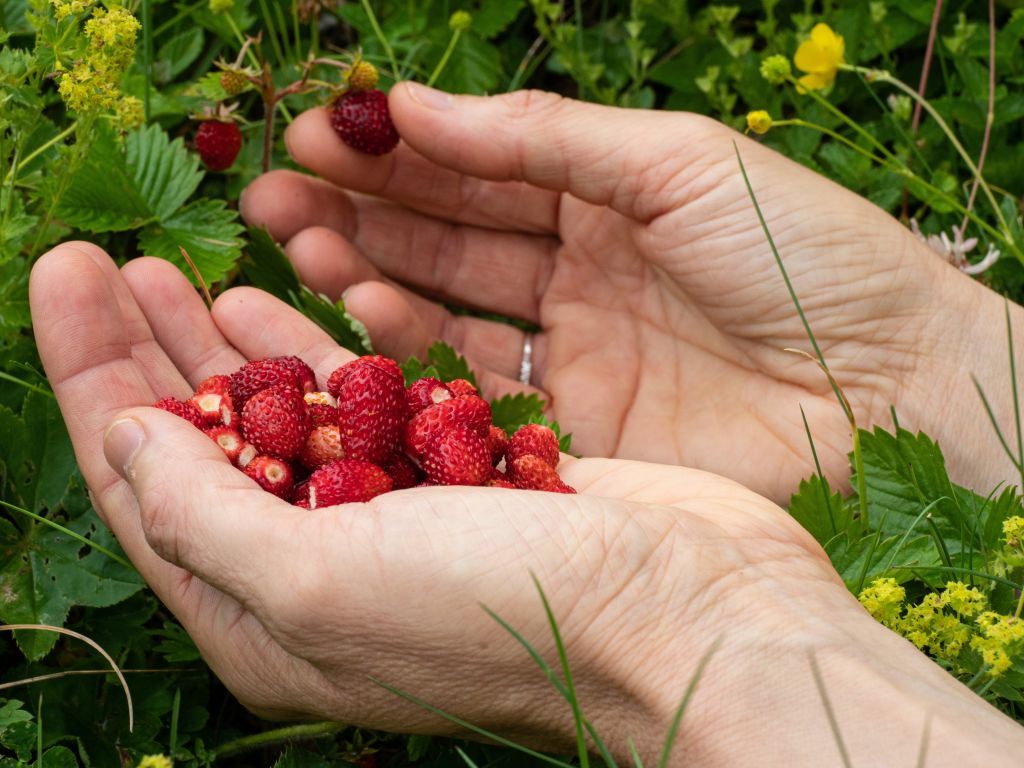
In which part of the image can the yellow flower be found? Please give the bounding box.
[745,110,773,135]
[794,23,845,92]
[449,10,472,32]
[970,612,1024,678]
[1003,515,1024,547]
[941,581,987,618]
[858,577,905,630]
[759,54,791,85]
[137,756,173,768]
[116,96,144,130]
[51,0,93,21]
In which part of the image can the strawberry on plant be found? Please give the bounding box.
[241,385,312,460]
[330,89,400,156]
[244,455,294,498]
[308,460,393,507]
[405,377,452,415]
[195,119,242,172]
[421,427,491,486]
[347,60,379,92]
[506,424,560,469]
[328,356,406,463]
[154,397,206,429]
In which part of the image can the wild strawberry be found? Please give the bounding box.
[308,460,392,507]
[244,455,295,498]
[421,426,491,486]
[405,377,452,415]
[294,497,311,509]
[195,120,242,172]
[241,385,312,460]
[446,378,478,398]
[190,392,236,428]
[305,391,339,427]
[328,356,406,463]
[220,69,249,96]
[484,472,515,489]
[196,374,232,399]
[347,60,379,92]
[304,391,338,408]
[404,395,491,459]
[292,480,310,506]
[154,397,206,429]
[300,424,345,469]
[382,451,422,490]
[230,356,316,410]
[506,424,560,469]
[330,89,400,156]
[486,425,508,466]
[205,426,257,467]
[508,455,575,493]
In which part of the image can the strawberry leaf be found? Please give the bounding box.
[426,341,477,386]
[126,123,203,221]
[400,356,440,386]
[138,198,244,286]
[489,392,547,435]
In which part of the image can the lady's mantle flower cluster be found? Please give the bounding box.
[51,2,142,124]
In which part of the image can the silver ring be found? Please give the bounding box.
[519,333,533,385]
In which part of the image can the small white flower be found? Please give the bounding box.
[909,219,1000,276]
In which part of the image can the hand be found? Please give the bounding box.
[29,242,1024,766]
[240,84,1015,503]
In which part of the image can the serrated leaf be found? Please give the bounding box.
[0,700,32,731]
[126,124,203,221]
[489,392,547,435]
[150,621,201,663]
[240,227,302,301]
[401,356,439,385]
[0,392,76,513]
[56,128,152,232]
[293,288,373,355]
[426,341,476,385]
[787,474,853,545]
[138,198,244,286]
[825,530,940,589]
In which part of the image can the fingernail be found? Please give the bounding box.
[104,418,145,481]
[406,82,453,111]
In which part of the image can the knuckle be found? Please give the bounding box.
[137,478,184,564]
[500,89,566,123]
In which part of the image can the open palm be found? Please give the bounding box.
[243,84,957,502]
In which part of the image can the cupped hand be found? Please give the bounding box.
[241,84,998,503]
[30,241,1001,766]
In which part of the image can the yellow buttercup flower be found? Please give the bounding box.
[137,756,173,768]
[794,23,845,92]
[745,110,773,135]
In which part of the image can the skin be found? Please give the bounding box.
[241,82,1020,504]
[28,86,1024,764]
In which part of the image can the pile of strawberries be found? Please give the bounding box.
[154,355,574,508]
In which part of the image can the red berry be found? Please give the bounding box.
[308,460,393,507]
[508,455,575,493]
[421,426,491,486]
[486,425,508,466]
[506,424,560,469]
[196,374,232,399]
[244,455,294,498]
[381,451,422,490]
[154,397,206,429]
[446,378,478,398]
[292,480,310,506]
[330,89,400,155]
[205,426,256,467]
[195,120,242,172]
[189,392,235,428]
[405,377,452,415]
[484,472,515,489]
[328,356,406,463]
[241,385,312,460]
[300,424,345,469]
[404,395,491,459]
[307,403,339,427]
[230,356,316,410]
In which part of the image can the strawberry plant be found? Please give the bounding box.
[2,0,1024,766]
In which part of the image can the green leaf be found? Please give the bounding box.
[240,227,302,302]
[56,128,152,232]
[825,530,940,589]
[489,392,548,436]
[473,0,526,38]
[293,288,373,355]
[0,392,76,513]
[0,700,32,731]
[154,27,204,83]
[30,746,78,768]
[436,34,502,94]
[426,341,476,386]
[400,355,440,386]
[138,199,244,286]
[787,474,852,545]
[126,124,203,222]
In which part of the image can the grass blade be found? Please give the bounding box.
[369,677,575,768]
[0,499,134,570]
[626,737,645,768]
[972,375,1021,471]
[530,572,589,768]
[657,638,721,768]
[800,405,837,536]
[808,652,852,768]
[456,747,481,768]
[1006,300,1024,493]
[916,713,932,768]
[880,497,949,572]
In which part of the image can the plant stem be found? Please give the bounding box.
[360,0,400,82]
[225,13,262,70]
[912,0,943,133]
[211,722,345,760]
[962,0,996,229]
[426,28,462,87]
[773,119,888,165]
[793,77,900,165]
[3,122,77,184]
[142,0,152,121]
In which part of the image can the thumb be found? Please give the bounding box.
[104,407,292,603]
[389,82,724,221]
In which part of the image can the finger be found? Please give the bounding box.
[243,172,553,322]
[102,409,298,605]
[210,287,358,389]
[282,109,560,234]
[122,257,247,387]
[389,83,717,222]
[284,218,549,322]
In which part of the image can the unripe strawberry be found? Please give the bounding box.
[220,69,249,96]
[347,60,379,92]
[195,120,242,172]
